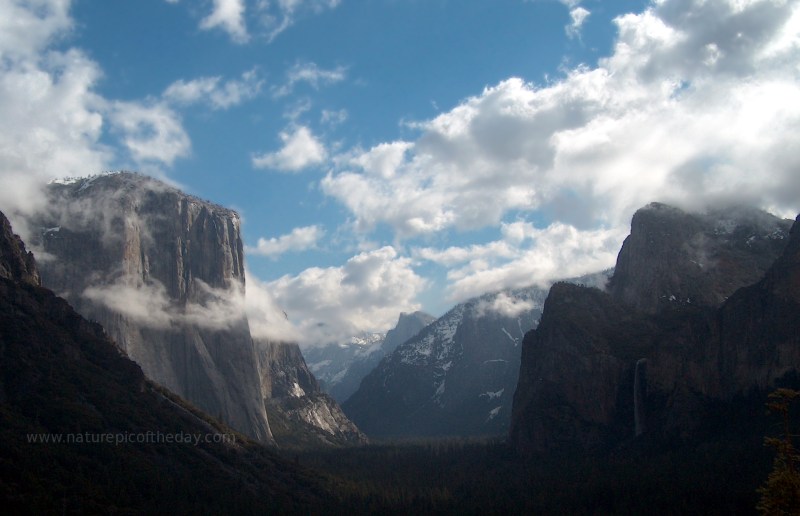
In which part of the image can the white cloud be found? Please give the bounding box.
[0,0,72,60]
[323,0,800,245]
[247,225,325,257]
[108,100,191,166]
[82,275,297,341]
[272,61,347,97]
[0,2,110,233]
[163,68,263,109]
[255,0,341,42]
[567,7,590,39]
[252,125,327,172]
[474,291,536,318]
[200,0,249,43]
[176,0,340,43]
[266,246,426,346]
[321,108,348,126]
[83,280,173,329]
[245,271,303,342]
[415,222,625,302]
[0,1,196,237]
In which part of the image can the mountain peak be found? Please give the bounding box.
[608,203,792,313]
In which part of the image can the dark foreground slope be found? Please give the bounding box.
[0,211,333,513]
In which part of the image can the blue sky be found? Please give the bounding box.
[1,0,799,346]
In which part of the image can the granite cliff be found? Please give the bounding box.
[30,172,365,448]
[31,172,273,443]
[0,210,335,513]
[510,203,797,454]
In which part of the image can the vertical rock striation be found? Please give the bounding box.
[511,203,797,454]
[32,173,273,443]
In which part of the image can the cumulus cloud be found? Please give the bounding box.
[252,125,327,172]
[247,225,325,257]
[566,6,590,39]
[266,246,426,346]
[0,1,199,238]
[200,0,249,43]
[0,1,113,236]
[415,222,625,302]
[108,100,191,167]
[323,0,800,244]
[0,0,72,59]
[0,48,109,226]
[163,68,263,109]
[272,61,347,98]
[474,291,536,319]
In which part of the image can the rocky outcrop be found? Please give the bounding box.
[30,173,273,443]
[0,212,40,285]
[256,339,366,448]
[510,204,798,454]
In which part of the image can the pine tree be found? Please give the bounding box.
[757,388,800,515]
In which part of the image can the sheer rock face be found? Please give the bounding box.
[511,204,798,455]
[30,173,272,443]
[608,202,791,314]
[256,339,367,448]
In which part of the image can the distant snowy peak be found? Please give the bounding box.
[342,271,615,438]
[396,286,554,367]
[303,313,433,404]
[47,171,123,186]
[398,304,465,366]
[303,332,386,392]
[349,332,386,356]
[349,332,386,347]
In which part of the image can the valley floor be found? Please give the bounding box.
[287,432,773,515]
